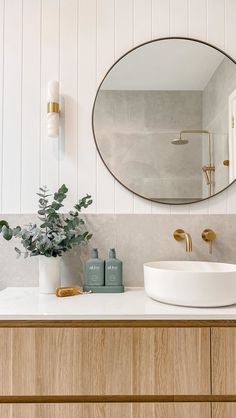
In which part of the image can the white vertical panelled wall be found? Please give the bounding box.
[0,0,236,214]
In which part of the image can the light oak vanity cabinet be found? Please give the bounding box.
[0,320,236,417]
[0,403,212,418]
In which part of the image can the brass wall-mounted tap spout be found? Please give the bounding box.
[173,229,192,252]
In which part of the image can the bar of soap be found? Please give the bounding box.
[56,286,81,297]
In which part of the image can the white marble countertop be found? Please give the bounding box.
[0,287,236,320]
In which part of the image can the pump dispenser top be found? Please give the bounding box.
[109,248,116,258]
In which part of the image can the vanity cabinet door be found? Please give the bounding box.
[0,327,210,396]
[4,403,211,418]
[0,406,10,418]
[9,404,132,418]
[132,403,211,418]
[132,328,210,395]
[10,328,133,396]
[212,328,236,394]
[212,403,236,418]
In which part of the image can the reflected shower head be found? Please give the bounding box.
[171,137,189,145]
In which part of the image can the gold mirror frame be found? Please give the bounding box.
[92,36,236,205]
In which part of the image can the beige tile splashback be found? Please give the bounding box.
[0,214,236,289]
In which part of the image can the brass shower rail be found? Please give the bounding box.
[179,130,215,196]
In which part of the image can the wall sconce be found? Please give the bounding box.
[47,80,60,138]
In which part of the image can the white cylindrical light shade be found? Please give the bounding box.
[47,80,59,102]
[47,112,59,138]
[47,80,59,138]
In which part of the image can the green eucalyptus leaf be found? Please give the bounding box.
[39,198,48,206]
[40,223,47,228]
[0,184,92,258]
[0,220,9,232]
[2,226,13,241]
[38,209,46,216]
[58,184,68,194]
[51,201,62,210]
[13,226,21,236]
[54,193,65,203]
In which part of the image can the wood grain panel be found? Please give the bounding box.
[75,328,132,395]
[11,404,35,418]
[5,403,211,418]
[132,403,211,418]
[0,405,11,418]
[11,329,36,395]
[0,329,12,395]
[0,327,210,396]
[9,328,132,396]
[10,404,130,418]
[132,328,210,395]
[212,328,236,394]
[81,403,131,418]
[35,328,78,395]
[212,403,236,418]
[0,319,236,328]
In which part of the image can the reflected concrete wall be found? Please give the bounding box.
[94,90,203,201]
[202,58,236,195]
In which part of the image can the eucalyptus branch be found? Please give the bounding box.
[0,184,93,258]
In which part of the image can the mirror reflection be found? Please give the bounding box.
[93,38,236,204]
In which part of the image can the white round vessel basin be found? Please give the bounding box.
[144,261,236,307]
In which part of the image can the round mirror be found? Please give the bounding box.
[92,37,236,204]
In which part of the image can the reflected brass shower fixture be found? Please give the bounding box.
[176,130,215,197]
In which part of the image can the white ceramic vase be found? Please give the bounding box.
[38,256,60,294]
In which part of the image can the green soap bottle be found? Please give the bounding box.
[85,248,105,286]
[105,248,123,286]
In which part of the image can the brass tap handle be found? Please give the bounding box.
[173,229,185,242]
[201,229,216,254]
